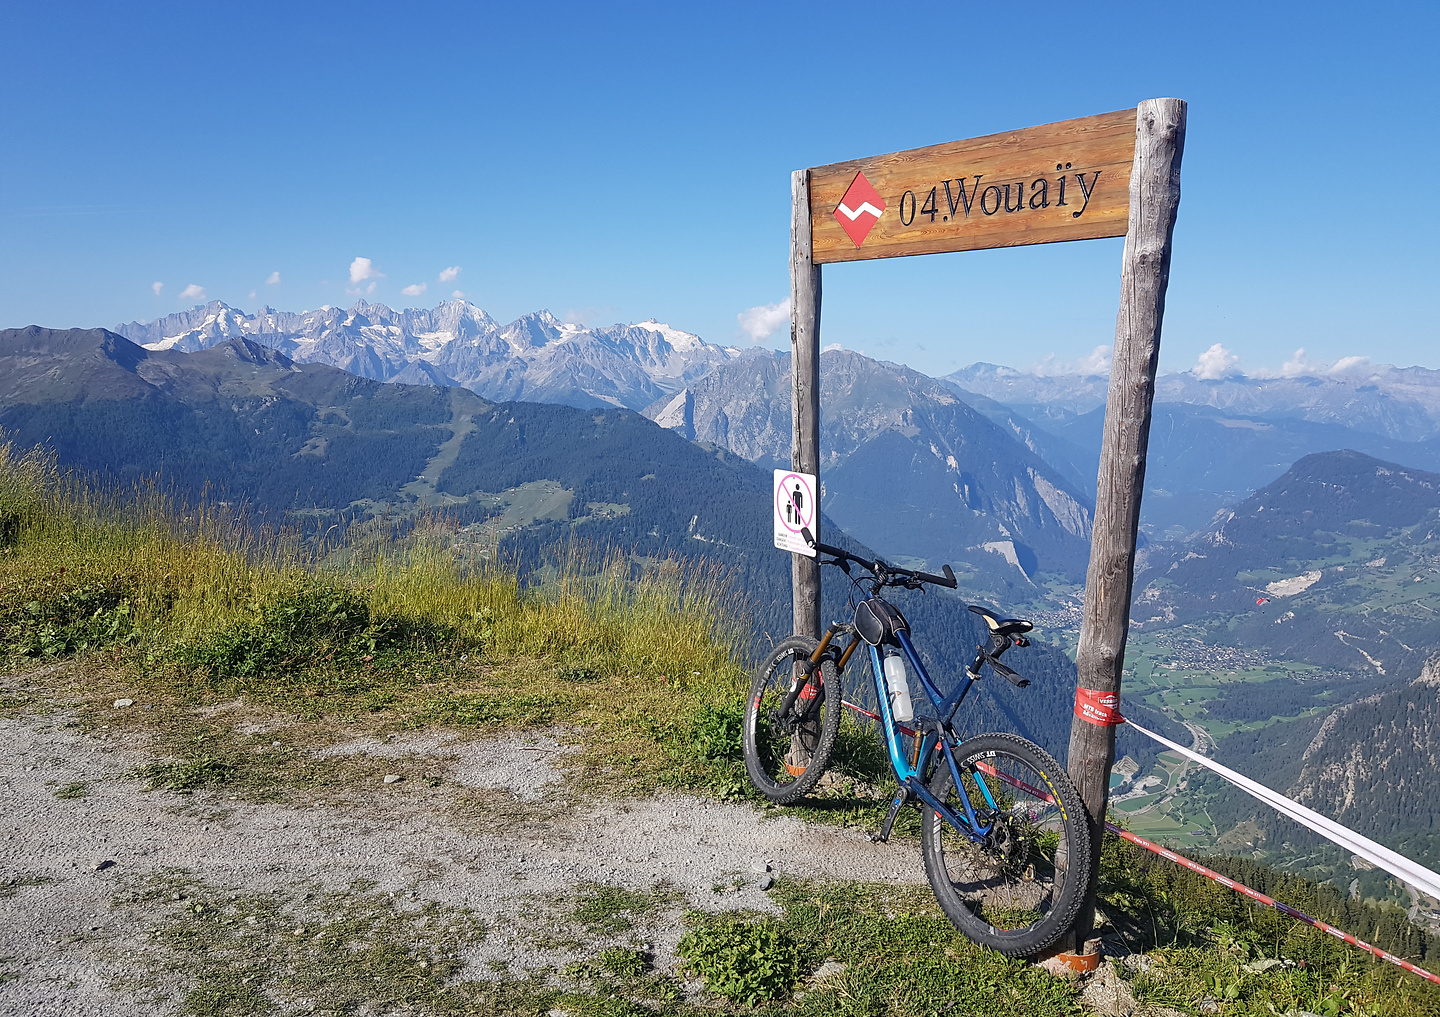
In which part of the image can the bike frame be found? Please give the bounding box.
[853,625,997,845]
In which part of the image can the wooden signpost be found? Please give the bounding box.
[807,108,1139,264]
[789,98,1187,957]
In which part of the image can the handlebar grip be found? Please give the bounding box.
[989,658,1031,689]
[800,527,853,562]
[911,566,958,589]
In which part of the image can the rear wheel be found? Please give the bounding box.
[742,636,842,804]
[920,732,1091,957]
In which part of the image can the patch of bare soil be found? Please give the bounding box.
[0,707,924,1014]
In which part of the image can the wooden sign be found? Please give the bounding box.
[808,109,1137,264]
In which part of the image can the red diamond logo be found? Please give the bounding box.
[834,171,885,247]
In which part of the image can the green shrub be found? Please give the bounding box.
[178,584,453,684]
[0,577,137,659]
[677,912,801,1006]
[689,701,744,762]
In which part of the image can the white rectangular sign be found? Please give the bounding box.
[773,469,817,557]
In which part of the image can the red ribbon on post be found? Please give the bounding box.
[1074,687,1124,726]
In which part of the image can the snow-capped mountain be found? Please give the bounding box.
[114,300,745,411]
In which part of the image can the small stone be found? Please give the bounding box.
[113,699,133,709]
[383,774,402,785]
[813,959,846,980]
[294,927,307,936]
[749,859,771,875]
[94,860,116,871]
[757,874,774,890]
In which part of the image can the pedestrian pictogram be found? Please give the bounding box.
[833,172,885,247]
[773,469,817,557]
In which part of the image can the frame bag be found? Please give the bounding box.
[854,597,909,647]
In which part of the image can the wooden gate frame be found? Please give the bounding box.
[788,97,1187,953]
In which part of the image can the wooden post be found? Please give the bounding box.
[790,168,822,639]
[1065,97,1187,953]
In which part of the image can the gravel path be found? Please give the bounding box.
[0,711,925,1015]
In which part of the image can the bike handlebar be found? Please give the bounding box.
[800,527,957,590]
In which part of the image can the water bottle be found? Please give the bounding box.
[883,652,914,722]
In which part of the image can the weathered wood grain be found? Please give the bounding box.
[1064,97,1187,953]
[809,109,1137,264]
[791,168,822,639]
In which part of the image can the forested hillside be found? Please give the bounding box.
[0,327,469,512]
[1132,450,1440,679]
[0,327,1087,721]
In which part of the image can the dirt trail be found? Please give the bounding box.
[0,711,924,1015]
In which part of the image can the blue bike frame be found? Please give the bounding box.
[863,629,997,844]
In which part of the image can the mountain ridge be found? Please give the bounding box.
[642,348,1096,587]
[949,359,1440,441]
[114,300,749,413]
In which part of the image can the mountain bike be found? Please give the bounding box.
[741,529,1091,957]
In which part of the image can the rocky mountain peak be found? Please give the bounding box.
[112,300,740,412]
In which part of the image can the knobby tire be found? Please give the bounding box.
[742,636,842,805]
[920,732,1091,957]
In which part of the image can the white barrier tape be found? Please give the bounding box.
[1123,718,1440,903]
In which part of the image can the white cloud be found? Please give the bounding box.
[366,281,378,295]
[452,289,466,299]
[1192,343,1240,380]
[265,271,281,286]
[349,257,383,285]
[249,290,258,301]
[1278,348,1318,378]
[737,299,790,342]
[1029,345,1112,377]
[438,266,461,283]
[1249,347,1375,380]
[402,282,428,297]
[151,281,163,296]
[179,283,207,302]
[1330,355,1371,375]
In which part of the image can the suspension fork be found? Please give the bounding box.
[774,622,845,720]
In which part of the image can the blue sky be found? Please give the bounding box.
[2,0,1435,379]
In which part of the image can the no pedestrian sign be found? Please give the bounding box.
[773,470,817,557]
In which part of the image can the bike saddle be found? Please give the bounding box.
[968,605,1033,637]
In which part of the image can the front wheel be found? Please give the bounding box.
[743,636,842,804]
[920,732,1092,957]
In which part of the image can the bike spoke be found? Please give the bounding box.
[935,751,1076,935]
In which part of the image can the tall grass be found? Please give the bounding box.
[0,437,751,794]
